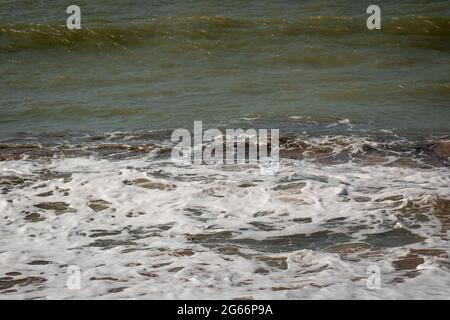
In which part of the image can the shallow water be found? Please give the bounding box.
[0,137,449,299]
[0,1,450,299]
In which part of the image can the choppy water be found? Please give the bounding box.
[0,0,450,299]
[1,0,450,137]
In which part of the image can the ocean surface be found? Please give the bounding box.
[0,0,449,299]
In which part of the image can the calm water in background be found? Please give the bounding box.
[1,0,449,139]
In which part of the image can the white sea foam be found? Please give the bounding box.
[0,149,449,299]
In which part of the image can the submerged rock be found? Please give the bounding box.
[363,228,425,248]
[5,272,22,276]
[392,255,425,271]
[273,181,306,191]
[432,198,450,230]
[0,176,30,193]
[27,260,52,265]
[325,242,371,254]
[248,221,282,231]
[89,229,122,238]
[410,248,448,258]
[433,198,450,216]
[292,217,312,224]
[34,202,75,214]
[187,231,234,242]
[256,256,288,270]
[123,178,176,191]
[35,190,54,197]
[172,249,195,257]
[108,287,127,293]
[0,144,51,161]
[86,239,138,250]
[431,140,450,158]
[88,199,112,212]
[23,212,45,222]
[0,276,47,291]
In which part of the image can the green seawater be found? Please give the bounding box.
[1,0,449,140]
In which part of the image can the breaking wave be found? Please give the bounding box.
[1,15,449,52]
